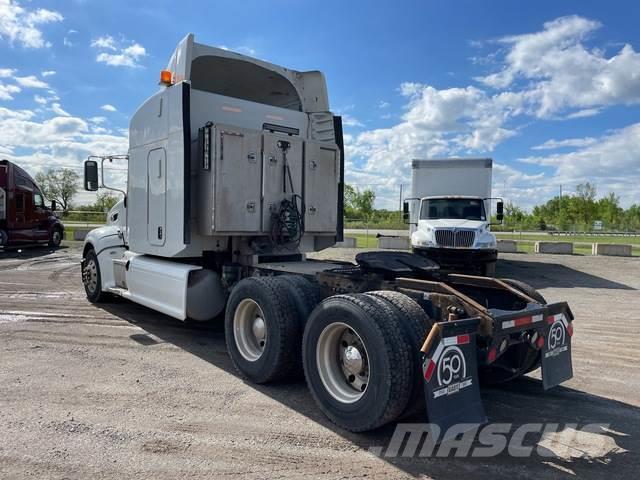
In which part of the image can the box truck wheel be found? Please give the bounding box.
[225,276,300,384]
[48,226,63,248]
[365,291,432,418]
[82,248,106,303]
[502,278,546,304]
[482,261,496,277]
[302,294,412,432]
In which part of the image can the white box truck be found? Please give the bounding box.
[79,35,574,436]
[404,159,503,276]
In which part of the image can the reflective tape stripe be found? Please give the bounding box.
[424,359,436,381]
[502,314,543,329]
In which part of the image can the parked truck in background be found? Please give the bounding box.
[80,35,574,436]
[405,158,502,276]
[0,159,64,248]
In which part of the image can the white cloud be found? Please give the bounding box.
[518,123,640,207]
[101,104,117,112]
[92,35,147,68]
[477,15,640,118]
[216,44,257,56]
[0,104,129,198]
[378,100,390,109]
[63,29,77,47]
[91,35,116,50]
[41,70,55,77]
[532,137,597,150]
[0,106,34,120]
[565,108,600,119]
[0,82,20,100]
[33,94,47,104]
[0,0,63,48]
[50,102,70,116]
[0,67,15,77]
[341,114,364,128]
[89,116,107,124]
[15,75,48,88]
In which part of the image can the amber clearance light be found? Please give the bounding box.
[159,70,173,86]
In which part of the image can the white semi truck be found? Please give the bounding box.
[404,159,502,276]
[81,34,574,435]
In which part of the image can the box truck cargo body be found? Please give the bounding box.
[407,159,500,275]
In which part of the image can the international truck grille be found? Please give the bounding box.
[434,229,476,248]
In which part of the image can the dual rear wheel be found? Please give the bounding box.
[225,278,431,431]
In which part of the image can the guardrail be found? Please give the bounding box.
[548,231,640,237]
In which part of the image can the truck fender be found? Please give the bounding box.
[83,225,126,291]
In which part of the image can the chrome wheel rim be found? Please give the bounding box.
[316,322,370,404]
[83,257,98,293]
[52,230,61,245]
[234,299,267,362]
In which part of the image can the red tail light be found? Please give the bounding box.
[566,322,574,337]
[536,335,545,349]
[487,347,497,364]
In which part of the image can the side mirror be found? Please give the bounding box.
[403,201,410,223]
[51,200,57,211]
[496,201,504,222]
[84,160,99,191]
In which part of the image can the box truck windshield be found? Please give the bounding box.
[420,198,486,221]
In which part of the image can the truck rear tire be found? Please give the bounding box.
[302,294,413,432]
[225,276,300,384]
[278,275,322,327]
[82,248,107,303]
[365,291,431,418]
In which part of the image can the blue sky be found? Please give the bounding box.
[1,0,639,208]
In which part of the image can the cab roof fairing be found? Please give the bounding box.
[165,33,330,113]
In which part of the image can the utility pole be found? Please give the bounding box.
[559,184,563,229]
[398,183,403,222]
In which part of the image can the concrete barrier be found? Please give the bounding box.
[377,236,410,250]
[592,243,632,257]
[334,237,356,248]
[534,241,573,255]
[72,229,91,241]
[497,239,518,253]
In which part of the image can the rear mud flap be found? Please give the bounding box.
[421,318,486,439]
[541,305,573,389]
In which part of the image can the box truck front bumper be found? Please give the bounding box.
[413,246,497,268]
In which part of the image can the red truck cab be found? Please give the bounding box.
[0,159,64,248]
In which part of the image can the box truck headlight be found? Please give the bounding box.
[477,240,496,248]
[418,239,436,247]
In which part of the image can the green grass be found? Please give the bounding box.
[349,233,382,248]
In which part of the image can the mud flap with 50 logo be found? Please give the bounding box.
[421,318,486,437]
[541,303,574,390]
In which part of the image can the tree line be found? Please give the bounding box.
[501,183,640,231]
[344,182,640,231]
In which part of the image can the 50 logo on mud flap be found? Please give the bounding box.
[545,320,568,358]
[437,346,467,387]
[432,345,473,399]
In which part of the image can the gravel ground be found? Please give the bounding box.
[0,243,638,479]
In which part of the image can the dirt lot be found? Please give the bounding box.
[1,243,639,479]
